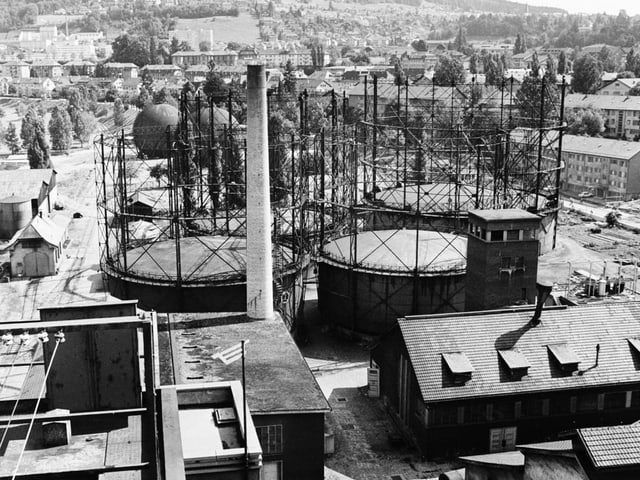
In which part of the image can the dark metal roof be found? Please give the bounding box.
[158,312,329,414]
[468,208,541,222]
[397,302,640,403]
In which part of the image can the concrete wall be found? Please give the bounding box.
[318,262,465,335]
[253,412,325,480]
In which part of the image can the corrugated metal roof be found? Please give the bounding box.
[578,424,640,468]
[397,302,640,403]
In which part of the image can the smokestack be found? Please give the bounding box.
[529,279,553,327]
[246,64,274,320]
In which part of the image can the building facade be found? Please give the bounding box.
[559,134,640,200]
[371,303,640,459]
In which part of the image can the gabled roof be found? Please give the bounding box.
[18,214,65,247]
[0,168,54,200]
[564,93,640,112]
[577,424,640,468]
[562,134,640,160]
[396,302,640,403]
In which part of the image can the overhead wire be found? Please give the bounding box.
[10,331,64,480]
[0,333,33,452]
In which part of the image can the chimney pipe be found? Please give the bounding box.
[530,279,553,327]
[246,64,274,320]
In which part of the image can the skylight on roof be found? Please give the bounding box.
[548,343,580,367]
[498,349,531,372]
[442,352,474,376]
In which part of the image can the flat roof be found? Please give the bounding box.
[158,313,329,414]
[562,134,640,160]
[459,450,524,468]
[469,209,541,222]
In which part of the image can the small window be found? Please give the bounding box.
[604,391,627,410]
[577,393,598,413]
[490,230,504,242]
[500,256,512,270]
[256,425,283,455]
[506,229,520,241]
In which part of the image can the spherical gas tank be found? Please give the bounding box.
[132,104,180,158]
[192,106,239,142]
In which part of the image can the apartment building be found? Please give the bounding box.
[564,94,640,140]
[560,134,640,200]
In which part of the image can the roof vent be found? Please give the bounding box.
[548,343,580,372]
[628,337,640,356]
[498,349,530,378]
[442,352,474,384]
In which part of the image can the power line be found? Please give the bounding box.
[10,331,64,480]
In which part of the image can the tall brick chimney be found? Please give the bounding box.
[246,64,274,320]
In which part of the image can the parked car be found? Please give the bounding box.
[578,191,594,198]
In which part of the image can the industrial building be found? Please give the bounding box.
[7,213,68,278]
[0,169,57,239]
[371,302,640,458]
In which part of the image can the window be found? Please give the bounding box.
[490,230,504,242]
[506,229,520,241]
[604,391,626,410]
[522,398,546,417]
[577,393,598,413]
[550,395,571,415]
[256,425,283,455]
[430,404,458,426]
[262,461,283,480]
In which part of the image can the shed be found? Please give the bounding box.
[10,214,68,277]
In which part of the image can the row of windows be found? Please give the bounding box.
[564,154,628,169]
[426,391,640,427]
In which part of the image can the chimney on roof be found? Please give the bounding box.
[246,64,274,320]
[530,278,553,327]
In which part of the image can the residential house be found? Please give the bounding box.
[14,77,56,97]
[295,77,333,95]
[371,302,640,458]
[558,135,640,200]
[103,62,139,80]
[158,312,330,480]
[61,60,96,76]
[0,60,30,80]
[140,64,183,82]
[564,93,640,139]
[30,59,63,79]
[596,78,640,96]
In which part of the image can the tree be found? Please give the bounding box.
[530,51,541,77]
[565,108,605,136]
[453,26,468,53]
[199,40,211,52]
[573,54,602,94]
[20,106,41,149]
[625,49,640,77]
[282,60,297,95]
[149,36,158,65]
[432,54,465,86]
[483,53,504,86]
[149,163,168,186]
[152,87,178,107]
[469,53,479,74]
[515,76,559,128]
[73,111,98,147]
[48,106,73,152]
[558,51,567,75]
[113,98,125,127]
[514,33,522,55]
[628,85,640,96]
[544,55,557,83]
[4,122,21,154]
[111,34,149,67]
[136,86,152,109]
[598,46,619,72]
[202,62,228,100]
[27,121,51,169]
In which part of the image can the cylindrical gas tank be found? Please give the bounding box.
[0,195,32,238]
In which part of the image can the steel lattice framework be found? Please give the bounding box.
[95,75,566,328]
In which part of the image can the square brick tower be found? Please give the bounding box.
[465,209,542,311]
